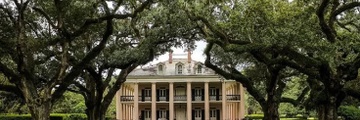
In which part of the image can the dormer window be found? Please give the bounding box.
[197,65,202,74]
[158,65,163,72]
[177,64,183,74]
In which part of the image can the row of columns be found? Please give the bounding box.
[116,85,134,120]
[225,83,245,120]
[117,81,243,120]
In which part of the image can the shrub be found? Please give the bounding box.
[338,105,360,120]
[0,113,114,120]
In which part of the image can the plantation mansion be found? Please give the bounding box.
[115,51,245,120]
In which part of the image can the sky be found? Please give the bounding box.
[150,41,207,64]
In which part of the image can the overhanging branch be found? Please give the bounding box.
[204,43,266,106]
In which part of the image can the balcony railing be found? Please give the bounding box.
[157,96,168,101]
[226,95,241,101]
[120,95,134,101]
[139,96,152,102]
[174,95,186,101]
[192,95,204,101]
[121,95,240,102]
[209,95,222,101]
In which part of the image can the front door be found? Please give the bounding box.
[194,109,203,120]
[175,107,186,120]
[142,110,151,120]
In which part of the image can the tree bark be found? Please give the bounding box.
[262,99,280,120]
[86,105,107,120]
[316,79,342,120]
[27,99,51,120]
[263,107,280,120]
[317,101,338,120]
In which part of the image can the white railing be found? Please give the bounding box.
[159,97,167,101]
[174,95,187,101]
[194,96,202,101]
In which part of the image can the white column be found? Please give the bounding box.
[187,82,192,120]
[116,87,123,119]
[239,83,245,119]
[169,82,174,120]
[222,81,227,120]
[204,82,210,120]
[124,86,127,120]
[152,83,157,120]
[125,105,128,120]
[133,83,139,120]
[131,105,133,120]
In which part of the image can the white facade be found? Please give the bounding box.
[116,51,245,120]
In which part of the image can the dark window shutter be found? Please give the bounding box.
[216,109,220,120]
[166,110,169,119]
[201,109,205,120]
[141,89,145,101]
[166,89,169,101]
[191,89,195,101]
[201,89,205,101]
[156,89,159,101]
[216,89,220,100]
[192,110,195,120]
[156,110,159,119]
[141,110,144,120]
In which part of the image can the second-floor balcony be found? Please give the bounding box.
[139,96,152,102]
[210,95,222,101]
[226,95,241,101]
[120,96,134,101]
[192,95,204,101]
[120,94,241,102]
[174,95,186,101]
[157,96,169,101]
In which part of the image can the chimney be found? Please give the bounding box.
[169,50,173,64]
[187,49,192,63]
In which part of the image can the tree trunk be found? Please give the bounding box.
[262,102,280,120]
[317,102,338,120]
[316,92,339,120]
[86,106,106,120]
[86,103,107,120]
[27,99,51,120]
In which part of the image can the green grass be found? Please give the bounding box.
[0,113,115,120]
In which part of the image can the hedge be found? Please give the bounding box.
[338,105,360,120]
[244,114,317,120]
[0,114,115,120]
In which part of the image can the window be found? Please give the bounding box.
[197,65,202,74]
[159,110,167,118]
[144,110,151,119]
[194,109,202,118]
[195,88,202,96]
[158,89,166,97]
[158,65,163,71]
[209,88,217,96]
[177,64,183,74]
[210,109,217,118]
[143,89,151,97]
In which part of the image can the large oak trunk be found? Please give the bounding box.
[27,100,51,120]
[317,102,337,120]
[86,107,106,120]
[262,102,280,120]
[316,92,339,120]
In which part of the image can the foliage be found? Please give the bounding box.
[244,114,313,120]
[184,0,360,119]
[0,114,114,120]
[63,1,201,119]
[51,92,86,113]
[338,105,360,120]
